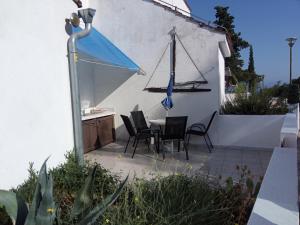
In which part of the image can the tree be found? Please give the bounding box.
[214,6,249,81]
[247,45,258,91]
[248,45,255,74]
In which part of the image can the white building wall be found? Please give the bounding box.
[0,0,83,189]
[0,0,228,188]
[89,0,228,139]
[218,48,226,105]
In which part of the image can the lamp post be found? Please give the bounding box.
[286,37,297,84]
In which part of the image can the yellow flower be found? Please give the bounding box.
[186,163,193,170]
[105,218,110,224]
[47,208,55,214]
[134,197,139,202]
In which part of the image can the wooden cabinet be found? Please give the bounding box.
[97,116,116,147]
[82,115,115,153]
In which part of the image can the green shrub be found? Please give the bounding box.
[288,84,300,104]
[10,152,120,225]
[222,88,288,115]
[0,207,12,225]
[4,152,260,225]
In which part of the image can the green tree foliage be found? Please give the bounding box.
[287,84,300,104]
[270,79,300,104]
[248,45,255,74]
[246,45,262,92]
[214,6,249,81]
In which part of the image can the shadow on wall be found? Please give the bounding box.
[78,59,136,109]
[115,104,140,140]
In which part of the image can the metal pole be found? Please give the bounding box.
[286,37,297,84]
[169,27,176,83]
[67,8,95,165]
[290,45,292,84]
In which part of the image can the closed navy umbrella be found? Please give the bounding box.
[161,27,176,111]
[161,74,174,110]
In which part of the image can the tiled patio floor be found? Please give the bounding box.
[85,142,272,183]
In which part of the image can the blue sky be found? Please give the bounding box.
[187,0,300,86]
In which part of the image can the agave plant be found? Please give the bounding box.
[0,159,127,225]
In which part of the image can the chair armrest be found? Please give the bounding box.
[139,128,152,133]
[188,123,206,131]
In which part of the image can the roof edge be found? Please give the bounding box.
[183,0,191,11]
[146,0,227,35]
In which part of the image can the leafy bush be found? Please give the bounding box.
[0,155,126,225]
[287,84,300,104]
[103,173,260,225]
[222,88,288,115]
[0,208,12,225]
[1,152,261,225]
[12,152,119,225]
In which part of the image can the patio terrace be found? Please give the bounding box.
[85,141,272,183]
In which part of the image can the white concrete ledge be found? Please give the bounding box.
[248,147,299,225]
[280,113,298,148]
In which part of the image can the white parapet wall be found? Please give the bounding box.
[280,104,300,147]
[189,114,285,149]
[280,113,299,148]
[248,105,299,225]
[247,148,299,225]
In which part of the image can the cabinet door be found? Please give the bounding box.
[82,119,99,153]
[97,116,115,147]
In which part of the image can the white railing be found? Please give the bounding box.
[280,104,299,147]
[248,147,299,225]
[248,104,299,225]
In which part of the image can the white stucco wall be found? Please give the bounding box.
[191,114,285,149]
[218,48,226,105]
[88,0,228,140]
[0,0,84,189]
[0,0,228,189]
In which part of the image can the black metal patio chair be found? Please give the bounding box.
[120,115,157,158]
[131,110,160,144]
[160,116,189,160]
[130,111,150,133]
[185,111,217,153]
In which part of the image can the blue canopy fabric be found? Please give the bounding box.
[161,74,174,110]
[72,26,140,72]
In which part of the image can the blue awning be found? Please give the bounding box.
[71,26,140,72]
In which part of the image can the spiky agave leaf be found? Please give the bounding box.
[0,190,28,225]
[25,157,49,225]
[71,166,97,219]
[0,190,18,224]
[35,173,56,225]
[77,175,128,225]
[16,193,29,225]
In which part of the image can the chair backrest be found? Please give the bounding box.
[130,111,148,132]
[205,111,217,133]
[120,115,136,137]
[164,116,188,140]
